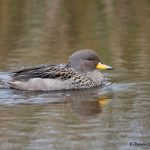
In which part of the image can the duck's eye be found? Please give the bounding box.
[86,58,93,61]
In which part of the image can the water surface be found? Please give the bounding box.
[0,0,150,150]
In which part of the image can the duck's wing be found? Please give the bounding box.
[12,64,74,81]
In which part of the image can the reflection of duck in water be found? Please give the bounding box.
[9,49,112,91]
[65,90,111,117]
[70,91,111,118]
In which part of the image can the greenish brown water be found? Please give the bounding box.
[0,0,150,150]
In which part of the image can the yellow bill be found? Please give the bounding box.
[96,62,113,70]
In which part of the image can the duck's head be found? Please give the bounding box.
[67,49,113,73]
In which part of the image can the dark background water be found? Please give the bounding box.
[0,0,150,150]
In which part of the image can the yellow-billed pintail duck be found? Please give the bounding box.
[9,49,113,91]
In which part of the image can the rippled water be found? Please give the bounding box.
[0,1,150,150]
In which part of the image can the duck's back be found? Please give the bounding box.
[9,64,103,91]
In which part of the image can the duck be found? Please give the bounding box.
[9,49,113,91]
